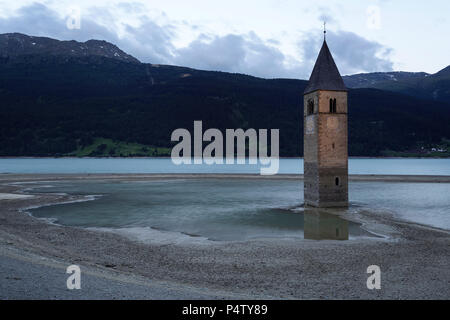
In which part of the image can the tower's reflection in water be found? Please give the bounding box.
[303,208,349,240]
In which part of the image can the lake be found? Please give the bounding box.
[26,178,450,242]
[4,158,450,242]
[1,158,450,175]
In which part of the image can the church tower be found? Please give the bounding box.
[303,39,348,207]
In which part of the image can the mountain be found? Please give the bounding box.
[343,67,450,103]
[0,33,139,63]
[343,71,429,88]
[0,33,449,157]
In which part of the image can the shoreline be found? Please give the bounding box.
[1,156,449,159]
[2,173,450,183]
[0,174,449,299]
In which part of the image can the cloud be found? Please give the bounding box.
[300,30,394,76]
[173,32,303,79]
[0,3,113,43]
[0,2,175,63]
[0,3,393,79]
[122,21,175,63]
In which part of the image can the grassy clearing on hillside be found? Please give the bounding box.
[68,138,171,157]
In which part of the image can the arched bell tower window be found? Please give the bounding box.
[330,98,337,113]
[307,99,314,115]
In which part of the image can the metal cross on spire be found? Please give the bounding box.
[323,21,326,41]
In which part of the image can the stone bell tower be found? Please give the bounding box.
[303,38,348,207]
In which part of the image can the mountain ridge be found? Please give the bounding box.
[0,33,449,157]
[0,33,140,64]
[343,67,450,103]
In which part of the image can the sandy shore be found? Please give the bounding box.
[0,173,449,299]
[0,193,34,200]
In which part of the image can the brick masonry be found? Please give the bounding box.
[303,90,348,207]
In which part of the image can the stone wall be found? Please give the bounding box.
[303,90,348,207]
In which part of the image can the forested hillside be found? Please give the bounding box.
[1,34,450,157]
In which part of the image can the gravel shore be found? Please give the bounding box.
[0,174,449,299]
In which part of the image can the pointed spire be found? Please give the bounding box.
[304,39,347,94]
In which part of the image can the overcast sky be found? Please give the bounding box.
[0,0,448,79]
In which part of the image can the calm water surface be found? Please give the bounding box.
[27,178,450,242]
[4,158,449,242]
[1,158,450,175]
